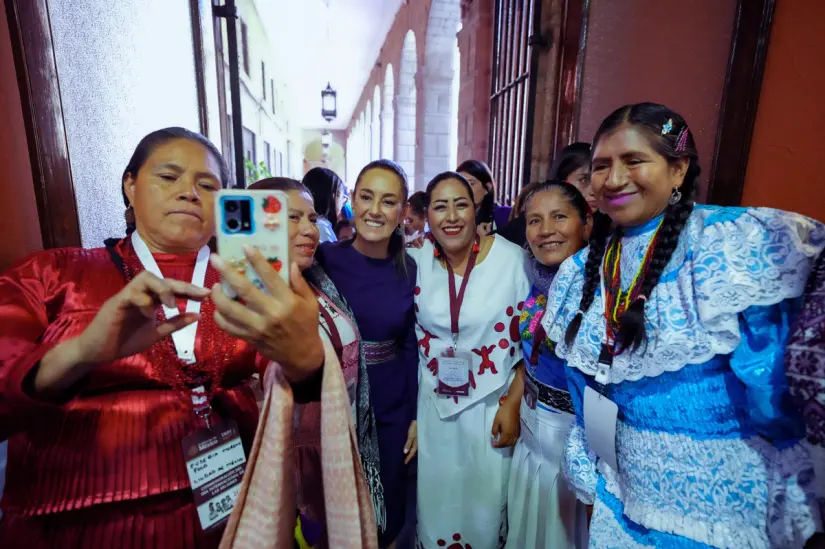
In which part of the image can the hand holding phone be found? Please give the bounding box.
[214,189,290,295]
[209,248,324,381]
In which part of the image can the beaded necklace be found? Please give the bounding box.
[602,218,663,353]
[120,241,231,401]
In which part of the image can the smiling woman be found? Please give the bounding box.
[316,159,418,548]
[411,171,529,549]
[543,103,825,548]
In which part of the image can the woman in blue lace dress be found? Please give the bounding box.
[541,103,825,548]
[506,180,592,549]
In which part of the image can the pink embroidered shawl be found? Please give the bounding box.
[219,339,379,549]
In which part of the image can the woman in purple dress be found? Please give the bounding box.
[317,159,418,549]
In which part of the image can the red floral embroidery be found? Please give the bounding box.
[437,533,472,549]
[473,345,498,376]
[493,302,524,357]
[418,325,437,357]
[427,358,438,376]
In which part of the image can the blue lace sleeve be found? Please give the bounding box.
[730,300,806,445]
[563,366,598,504]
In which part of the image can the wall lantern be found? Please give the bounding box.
[321,82,337,122]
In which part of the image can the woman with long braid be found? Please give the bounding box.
[542,103,825,547]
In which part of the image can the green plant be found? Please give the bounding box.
[245,159,272,186]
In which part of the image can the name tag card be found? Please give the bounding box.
[583,386,619,471]
[182,420,247,531]
[521,376,539,434]
[437,351,472,398]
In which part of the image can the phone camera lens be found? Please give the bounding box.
[225,200,239,213]
[226,218,240,232]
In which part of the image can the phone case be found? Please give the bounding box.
[214,189,289,296]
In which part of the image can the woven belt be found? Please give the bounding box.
[527,369,574,414]
[362,340,398,366]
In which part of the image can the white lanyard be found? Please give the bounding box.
[131,232,210,364]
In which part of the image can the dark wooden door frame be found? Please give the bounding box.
[5,0,218,249]
[5,0,80,249]
[546,0,775,206]
[706,0,776,206]
[189,0,209,137]
[550,0,589,174]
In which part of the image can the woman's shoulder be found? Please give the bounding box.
[688,204,824,244]
[1,246,114,295]
[491,234,527,261]
[316,239,351,264]
[4,246,111,274]
[316,218,337,243]
[683,205,825,305]
[405,237,433,266]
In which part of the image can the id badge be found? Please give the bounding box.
[437,350,472,398]
[583,386,619,471]
[182,419,247,531]
[521,375,539,434]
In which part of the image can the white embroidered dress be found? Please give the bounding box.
[543,206,825,548]
[410,236,530,549]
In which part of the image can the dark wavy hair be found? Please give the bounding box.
[564,103,700,352]
[354,159,410,273]
[408,191,427,218]
[121,127,228,233]
[549,142,591,181]
[457,159,496,225]
[521,180,590,224]
[249,176,309,194]
[302,167,343,226]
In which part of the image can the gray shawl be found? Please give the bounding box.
[304,262,386,532]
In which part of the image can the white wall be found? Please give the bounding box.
[224,0,303,182]
[48,0,201,248]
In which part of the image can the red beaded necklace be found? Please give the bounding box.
[120,241,231,401]
[602,220,663,353]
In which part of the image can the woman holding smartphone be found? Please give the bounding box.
[0,128,322,548]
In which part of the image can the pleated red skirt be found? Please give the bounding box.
[0,490,225,549]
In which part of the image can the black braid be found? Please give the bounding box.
[616,195,695,352]
[564,211,612,347]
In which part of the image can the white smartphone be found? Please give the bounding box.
[214,189,290,295]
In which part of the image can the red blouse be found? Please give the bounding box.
[0,242,261,534]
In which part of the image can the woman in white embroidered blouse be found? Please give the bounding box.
[408,172,529,549]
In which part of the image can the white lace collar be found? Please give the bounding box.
[542,206,825,383]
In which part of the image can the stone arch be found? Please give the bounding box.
[372,86,381,160]
[364,101,372,162]
[421,0,462,186]
[356,112,366,176]
[397,30,417,190]
[346,132,354,183]
[382,63,395,160]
